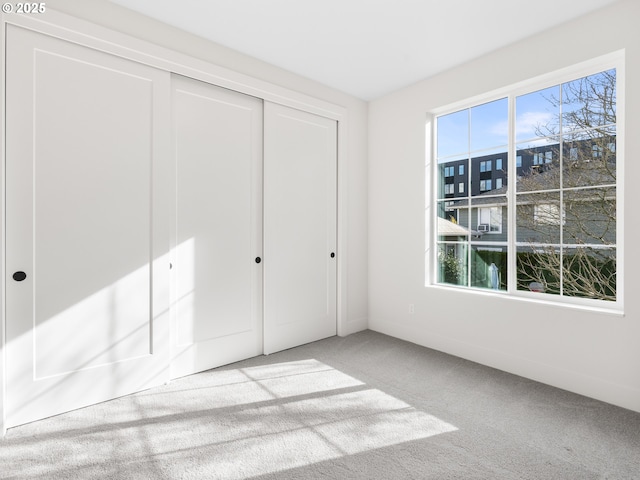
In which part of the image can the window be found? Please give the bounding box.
[533,203,565,225]
[569,147,578,161]
[434,64,619,305]
[444,166,455,177]
[444,183,455,195]
[478,207,502,233]
[459,164,465,175]
[592,144,603,158]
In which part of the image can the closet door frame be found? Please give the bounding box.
[0,9,349,435]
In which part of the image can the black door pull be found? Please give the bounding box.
[255,257,262,264]
[13,271,27,282]
[330,252,335,258]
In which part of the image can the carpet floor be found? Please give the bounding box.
[1,330,639,479]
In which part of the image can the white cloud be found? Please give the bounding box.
[516,111,555,138]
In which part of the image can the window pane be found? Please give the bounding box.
[470,98,508,152]
[562,127,616,188]
[516,85,560,141]
[437,200,469,241]
[563,188,616,245]
[516,192,561,244]
[516,245,561,295]
[438,243,468,286]
[562,247,616,301]
[562,69,616,133]
[437,110,468,158]
[471,245,507,291]
[515,139,561,192]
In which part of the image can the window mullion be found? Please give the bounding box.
[467,108,472,288]
[507,93,516,294]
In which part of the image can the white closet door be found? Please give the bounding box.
[264,103,337,354]
[171,76,263,379]
[4,26,171,428]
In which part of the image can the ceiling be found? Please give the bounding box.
[108,0,620,101]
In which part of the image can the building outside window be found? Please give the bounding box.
[434,63,619,305]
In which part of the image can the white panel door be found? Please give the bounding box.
[264,103,337,354]
[171,76,263,379]
[4,26,171,428]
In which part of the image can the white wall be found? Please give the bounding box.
[369,0,640,412]
[45,0,369,334]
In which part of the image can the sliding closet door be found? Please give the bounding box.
[171,75,263,379]
[263,103,337,354]
[4,26,171,428]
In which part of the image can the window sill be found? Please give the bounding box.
[425,283,625,317]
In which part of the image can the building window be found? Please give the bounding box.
[478,207,502,233]
[444,165,455,177]
[459,182,465,193]
[592,144,603,158]
[434,64,619,305]
[533,203,565,225]
[444,183,455,195]
[569,147,578,161]
[459,164,465,175]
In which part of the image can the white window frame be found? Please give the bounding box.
[429,51,624,312]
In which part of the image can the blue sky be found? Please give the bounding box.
[436,69,615,161]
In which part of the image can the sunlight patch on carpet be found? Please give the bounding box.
[151,359,458,479]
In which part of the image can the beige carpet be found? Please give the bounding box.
[2,330,639,479]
